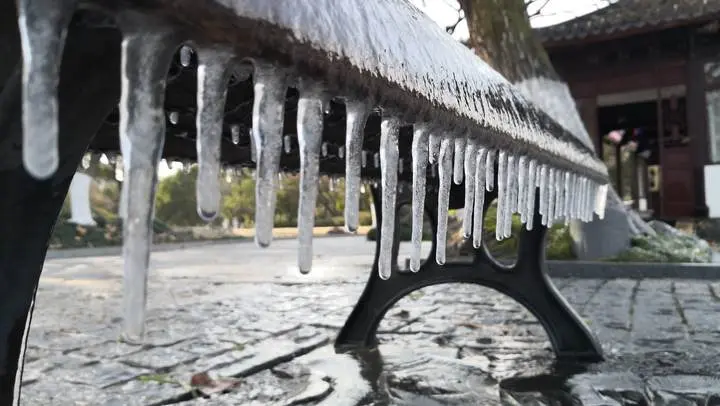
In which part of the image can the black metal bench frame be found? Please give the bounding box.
[335,185,604,363]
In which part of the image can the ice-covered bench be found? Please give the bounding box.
[0,0,609,402]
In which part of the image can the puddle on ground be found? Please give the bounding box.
[288,343,720,406]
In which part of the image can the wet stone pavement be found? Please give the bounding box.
[22,238,720,405]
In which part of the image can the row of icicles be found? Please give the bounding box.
[16,6,608,339]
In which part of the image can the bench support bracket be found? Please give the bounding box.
[335,186,604,363]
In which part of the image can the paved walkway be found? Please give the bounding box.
[20,238,720,405]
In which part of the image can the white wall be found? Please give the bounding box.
[705,164,720,219]
[69,172,97,226]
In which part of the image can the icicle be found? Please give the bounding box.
[563,171,572,222]
[496,151,507,241]
[503,154,516,238]
[546,168,556,227]
[462,138,479,238]
[374,152,381,168]
[329,177,335,192]
[168,111,179,125]
[338,146,345,159]
[296,82,324,273]
[539,164,549,225]
[179,45,193,67]
[595,183,609,219]
[574,175,582,219]
[321,142,329,157]
[344,101,370,233]
[195,47,233,222]
[436,137,453,265]
[231,124,240,144]
[410,124,430,272]
[398,158,404,174]
[517,156,527,222]
[554,170,564,223]
[428,132,442,164]
[118,24,178,342]
[284,135,292,154]
[17,0,76,179]
[525,159,537,231]
[378,117,401,279]
[485,149,496,192]
[453,135,466,185]
[252,63,288,248]
[473,148,488,248]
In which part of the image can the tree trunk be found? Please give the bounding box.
[456,0,652,259]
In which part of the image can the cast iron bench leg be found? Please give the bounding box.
[0,22,120,403]
[335,186,604,363]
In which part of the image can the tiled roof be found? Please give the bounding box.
[537,0,720,45]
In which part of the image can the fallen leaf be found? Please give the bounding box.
[190,372,242,396]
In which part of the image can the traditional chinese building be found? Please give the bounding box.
[537,0,720,222]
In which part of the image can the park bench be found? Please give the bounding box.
[1,0,610,402]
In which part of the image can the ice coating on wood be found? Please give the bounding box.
[214,0,608,178]
[462,139,479,239]
[472,148,488,248]
[378,117,401,279]
[410,124,430,272]
[453,135,466,185]
[252,63,288,248]
[195,47,233,221]
[17,0,75,179]
[514,77,595,151]
[296,86,324,274]
[495,151,507,241]
[344,102,370,233]
[118,26,177,342]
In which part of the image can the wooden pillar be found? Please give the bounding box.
[656,87,665,217]
[687,42,709,217]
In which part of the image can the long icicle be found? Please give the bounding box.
[503,154,516,238]
[344,101,370,232]
[547,167,556,227]
[453,135,466,185]
[517,156,527,223]
[252,62,288,247]
[296,83,324,274]
[118,23,178,343]
[473,148,488,248]
[462,138,479,238]
[436,137,453,265]
[195,47,233,221]
[428,132,442,164]
[486,149,496,192]
[525,159,537,230]
[17,0,76,179]
[410,124,430,272]
[379,116,401,279]
[539,164,549,226]
[496,150,507,241]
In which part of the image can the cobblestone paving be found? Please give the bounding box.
[18,239,720,405]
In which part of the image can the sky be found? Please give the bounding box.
[158,0,611,178]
